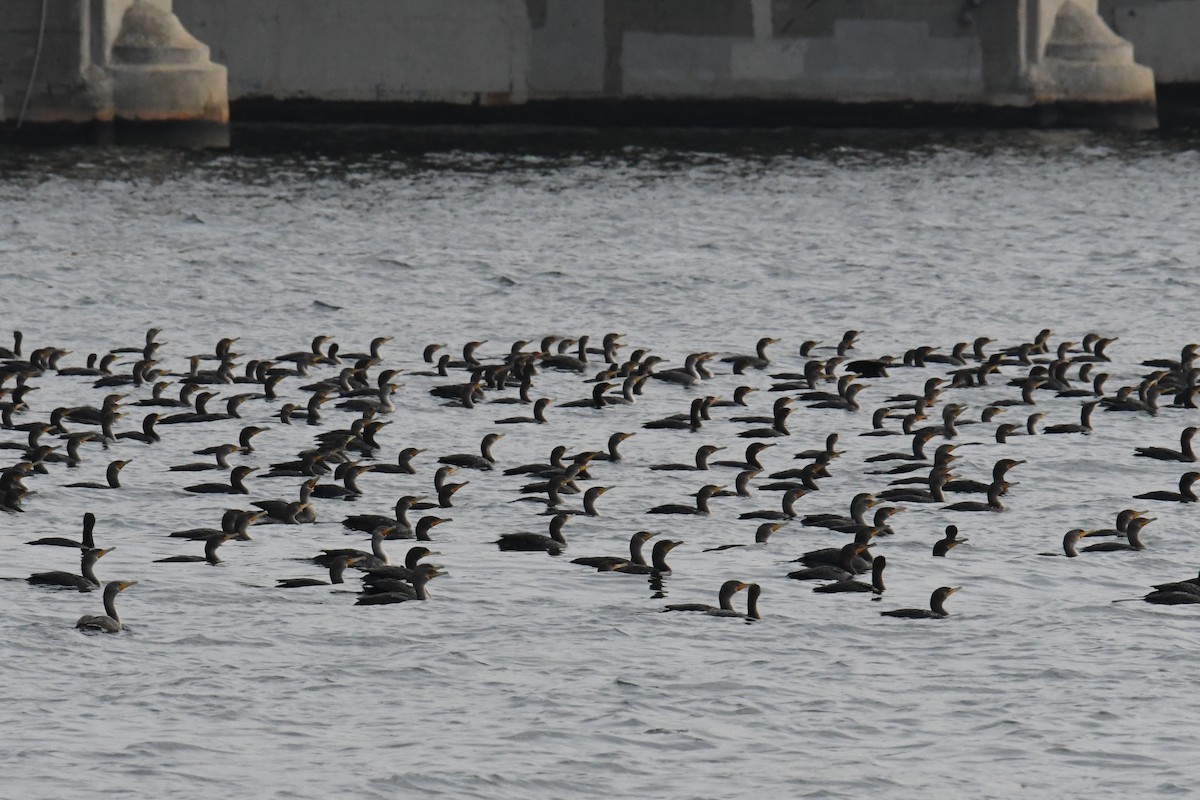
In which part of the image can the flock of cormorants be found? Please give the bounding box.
[3,326,1198,633]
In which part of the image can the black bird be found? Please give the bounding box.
[354,564,443,605]
[814,555,887,595]
[65,459,130,490]
[1134,471,1200,503]
[1134,427,1198,462]
[739,487,808,520]
[76,580,138,633]
[650,445,724,472]
[1042,401,1099,435]
[664,580,747,613]
[648,484,722,515]
[572,531,656,571]
[496,512,573,554]
[276,555,363,588]
[787,543,868,582]
[712,442,774,470]
[184,465,257,495]
[169,443,240,472]
[933,525,968,557]
[943,482,1006,512]
[372,447,424,475]
[155,533,229,565]
[27,512,97,548]
[881,586,960,619]
[612,539,680,575]
[28,547,113,590]
[439,433,504,471]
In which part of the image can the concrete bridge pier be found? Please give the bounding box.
[0,0,228,146]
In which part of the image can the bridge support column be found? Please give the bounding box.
[1,0,228,146]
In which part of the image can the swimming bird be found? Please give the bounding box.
[942,459,1023,495]
[1079,516,1152,553]
[343,496,420,536]
[155,533,229,564]
[813,555,886,594]
[169,443,241,472]
[739,487,807,520]
[650,445,724,471]
[183,465,257,494]
[713,442,774,471]
[933,525,967,556]
[65,459,130,489]
[76,580,137,633]
[1042,401,1099,434]
[738,407,792,438]
[1083,508,1149,538]
[723,337,778,372]
[793,433,842,462]
[27,512,97,548]
[308,463,373,500]
[589,432,636,462]
[650,352,709,387]
[801,492,876,530]
[864,430,937,463]
[1134,427,1198,462]
[1134,471,1200,503]
[354,563,443,605]
[359,546,440,584]
[169,509,263,541]
[787,543,867,582]
[808,383,865,412]
[559,381,614,410]
[28,547,113,590]
[761,462,829,492]
[115,413,161,444]
[881,586,960,619]
[572,531,656,571]
[703,522,784,552]
[943,482,1005,512]
[711,386,758,407]
[648,484,722,515]
[253,479,317,524]
[731,396,793,426]
[439,432,503,471]
[495,398,551,424]
[496,512,573,554]
[276,555,363,588]
[707,583,762,620]
[643,398,705,431]
[664,580,746,613]
[612,539,680,575]
[1058,529,1089,557]
[313,527,399,569]
[388,515,450,542]
[877,470,949,503]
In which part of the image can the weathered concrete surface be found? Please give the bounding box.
[0,0,228,145]
[1,0,1160,139]
[172,0,1155,127]
[1100,0,1200,84]
[177,1,529,105]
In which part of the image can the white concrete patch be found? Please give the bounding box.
[751,0,773,40]
[803,19,986,100]
[730,39,809,81]
[530,0,606,95]
[621,33,735,96]
[1109,0,1200,82]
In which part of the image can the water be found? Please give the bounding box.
[1,126,1199,799]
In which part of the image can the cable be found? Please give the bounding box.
[16,0,51,129]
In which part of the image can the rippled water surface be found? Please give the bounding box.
[2,126,1200,799]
